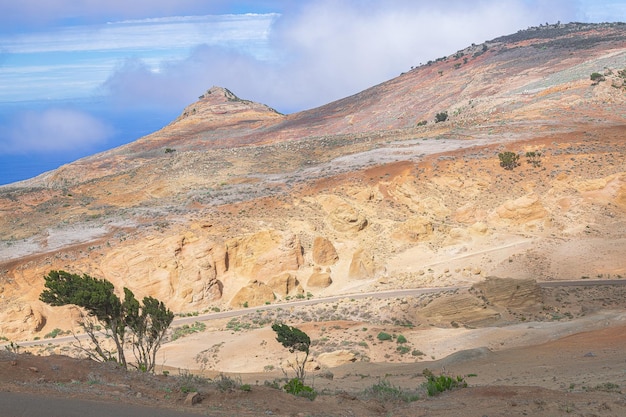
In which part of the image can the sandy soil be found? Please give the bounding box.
[3,283,626,417]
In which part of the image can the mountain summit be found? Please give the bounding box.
[174,86,282,126]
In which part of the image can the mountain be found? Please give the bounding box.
[1,22,625,347]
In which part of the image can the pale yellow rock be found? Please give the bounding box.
[392,217,433,242]
[267,272,302,297]
[101,233,225,310]
[307,270,333,288]
[576,173,626,208]
[353,187,382,202]
[328,206,368,233]
[226,230,303,280]
[455,203,488,224]
[616,183,626,211]
[317,195,368,233]
[230,280,275,308]
[417,292,501,327]
[473,277,543,309]
[312,237,339,266]
[317,350,357,368]
[389,183,451,218]
[495,194,546,223]
[469,222,488,235]
[0,303,48,338]
[348,249,378,280]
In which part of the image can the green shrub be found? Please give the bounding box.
[176,370,209,393]
[422,369,467,397]
[435,111,448,123]
[283,378,317,400]
[226,318,251,332]
[45,328,63,339]
[396,345,411,355]
[377,332,393,341]
[213,374,241,392]
[498,151,520,170]
[396,335,407,344]
[525,151,542,167]
[590,72,605,82]
[363,379,420,403]
[171,322,206,341]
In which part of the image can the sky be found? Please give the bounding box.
[1,0,625,185]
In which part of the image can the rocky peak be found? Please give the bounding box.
[175,85,281,123]
[200,86,243,102]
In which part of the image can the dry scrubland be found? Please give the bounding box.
[1,22,626,416]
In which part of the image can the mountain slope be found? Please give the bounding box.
[0,22,625,343]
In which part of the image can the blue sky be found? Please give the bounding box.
[0,0,625,185]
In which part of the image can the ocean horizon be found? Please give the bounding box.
[0,99,178,186]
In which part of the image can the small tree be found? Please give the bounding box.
[435,111,448,123]
[40,270,127,367]
[272,323,310,381]
[40,270,173,372]
[498,151,520,170]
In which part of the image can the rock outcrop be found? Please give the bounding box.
[318,195,368,233]
[495,194,547,224]
[317,350,357,368]
[312,237,339,266]
[418,292,501,327]
[473,277,543,309]
[102,233,225,309]
[267,273,302,297]
[230,280,275,308]
[392,217,433,242]
[307,268,333,288]
[348,249,379,280]
[226,231,303,280]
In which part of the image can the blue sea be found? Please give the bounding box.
[0,99,179,186]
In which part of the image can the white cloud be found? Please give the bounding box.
[1,108,113,154]
[101,0,580,113]
[2,0,617,112]
[2,14,279,55]
[0,13,277,102]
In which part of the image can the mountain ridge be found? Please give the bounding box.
[6,22,626,190]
